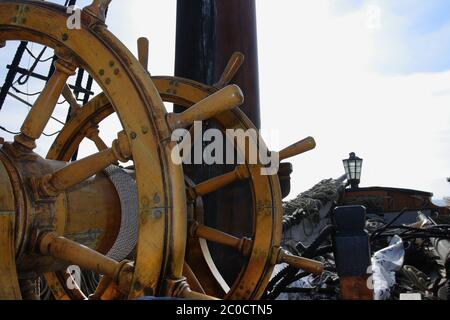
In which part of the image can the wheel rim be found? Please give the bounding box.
[47,76,283,300]
[0,1,187,299]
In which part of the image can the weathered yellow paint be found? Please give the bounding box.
[0,0,319,301]
[0,0,188,299]
[0,159,22,300]
[48,76,289,300]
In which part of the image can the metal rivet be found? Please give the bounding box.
[114,68,119,75]
[99,69,105,76]
[130,132,137,140]
[153,194,161,204]
[109,61,115,67]
[141,126,149,134]
[152,209,163,219]
[61,33,69,42]
[105,78,111,85]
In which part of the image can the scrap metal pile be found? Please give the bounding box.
[267,180,450,300]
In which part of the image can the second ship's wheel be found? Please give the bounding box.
[45,42,323,299]
[0,0,237,300]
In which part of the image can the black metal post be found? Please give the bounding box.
[0,42,27,110]
[333,206,373,300]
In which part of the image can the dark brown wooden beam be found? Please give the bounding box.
[213,0,260,129]
[175,0,260,128]
[174,0,260,283]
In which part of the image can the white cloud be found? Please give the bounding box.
[332,0,450,74]
[106,0,177,76]
[257,0,450,199]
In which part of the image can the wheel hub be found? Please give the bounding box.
[0,140,122,276]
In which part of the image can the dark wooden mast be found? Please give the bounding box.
[175,0,261,283]
[175,0,260,128]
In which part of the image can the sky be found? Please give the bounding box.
[257,0,450,200]
[0,0,449,201]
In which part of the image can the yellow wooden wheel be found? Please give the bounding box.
[47,50,323,299]
[0,0,239,300]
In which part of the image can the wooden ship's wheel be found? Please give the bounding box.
[0,0,322,300]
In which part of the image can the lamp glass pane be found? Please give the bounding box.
[349,161,357,179]
[355,160,362,180]
[343,155,363,185]
[343,160,351,180]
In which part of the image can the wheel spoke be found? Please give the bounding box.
[191,223,324,275]
[37,131,131,197]
[166,85,244,130]
[62,84,81,117]
[14,59,76,150]
[89,276,113,300]
[61,270,87,300]
[183,263,205,294]
[214,52,244,89]
[84,0,112,22]
[190,165,250,198]
[274,248,324,275]
[85,126,108,151]
[278,136,316,161]
[137,37,149,71]
[39,232,133,292]
[190,222,252,256]
[169,279,218,300]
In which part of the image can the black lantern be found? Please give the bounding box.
[343,152,363,190]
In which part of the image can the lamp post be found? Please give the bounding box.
[343,152,363,190]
